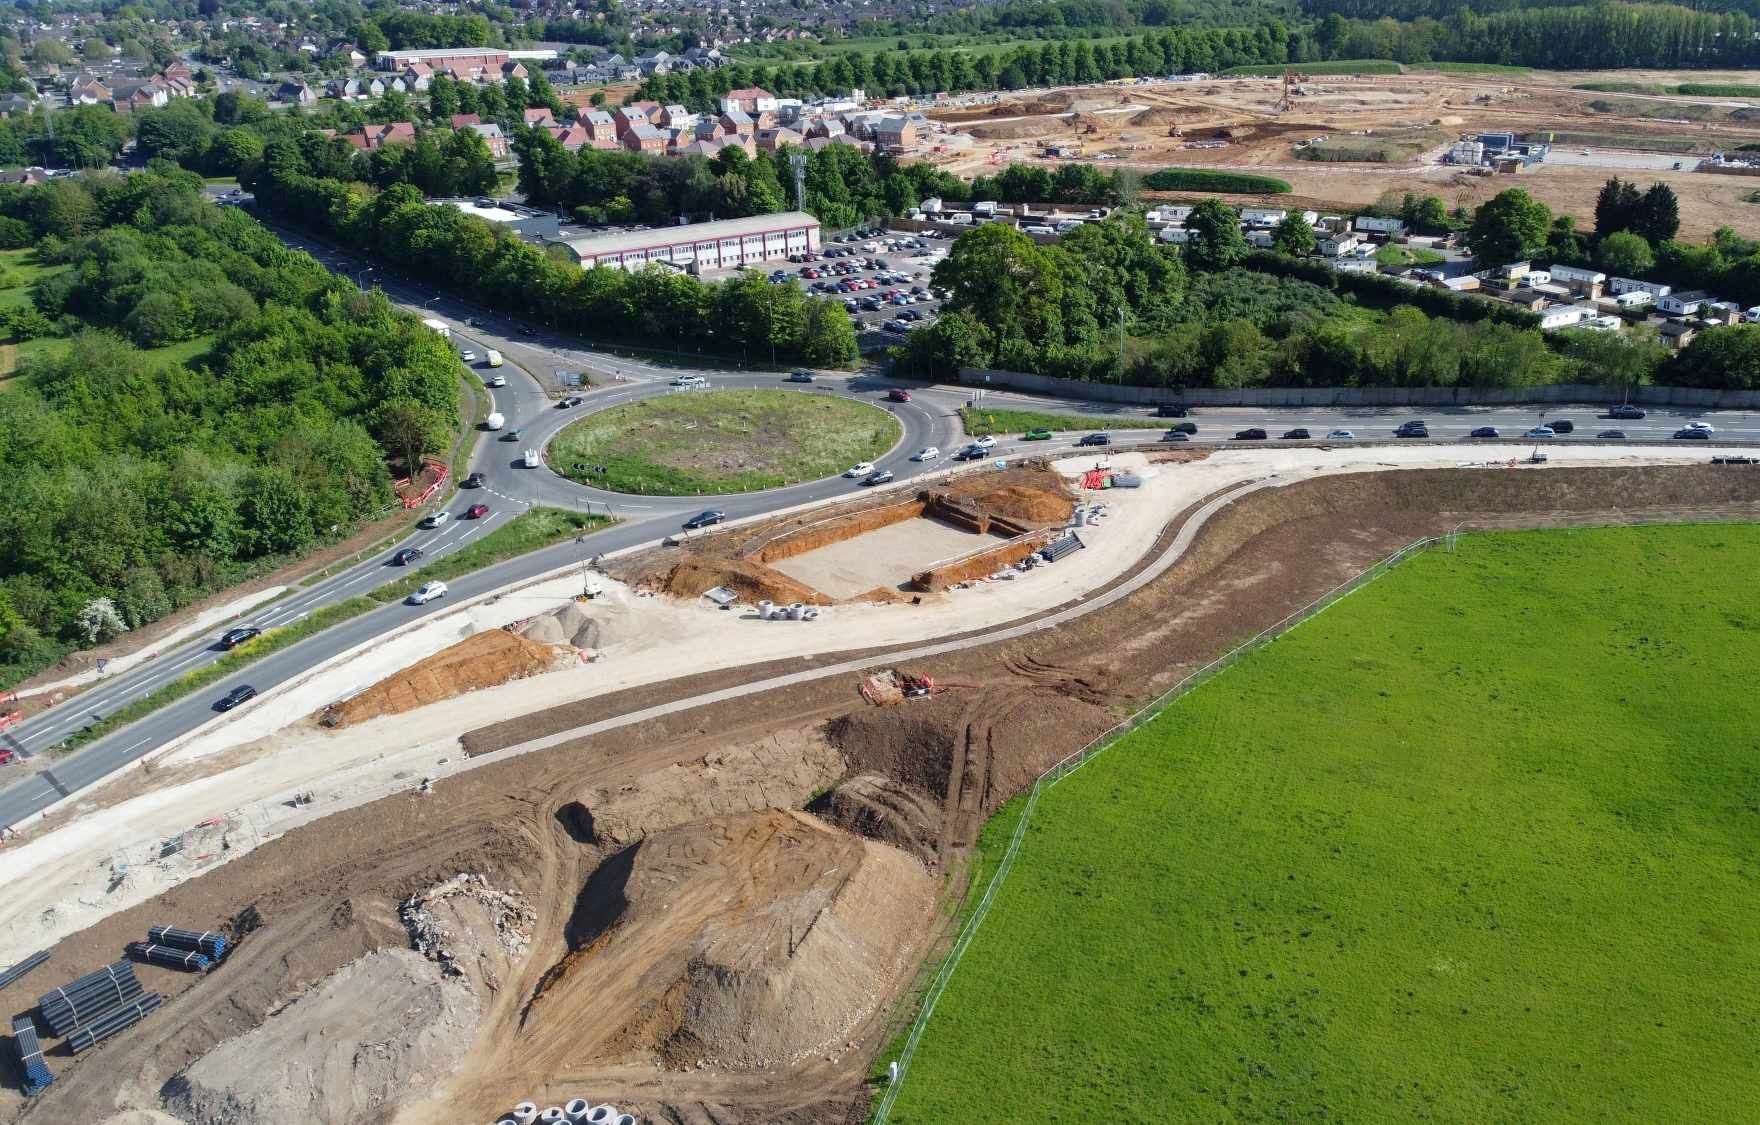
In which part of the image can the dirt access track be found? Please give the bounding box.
[6,462,1760,1125]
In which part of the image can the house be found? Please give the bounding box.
[0,167,50,186]
[874,115,918,150]
[657,104,696,129]
[1319,234,1361,257]
[383,76,407,94]
[805,134,861,153]
[468,122,509,159]
[719,86,776,115]
[1240,207,1286,229]
[1490,260,1530,282]
[328,78,364,99]
[719,107,752,136]
[67,77,111,104]
[614,104,652,137]
[1610,290,1654,311]
[1537,304,1589,330]
[1657,289,1710,316]
[580,109,618,148]
[1547,264,1605,298]
[806,118,845,140]
[1658,320,1697,349]
[623,122,666,153]
[693,119,728,143]
[451,113,482,128]
[1702,301,1744,326]
[1433,274,1481,292]
[523,106,557,127]
[1610,276,1670,298]
[634,50,672,75]
[755,127,801,152]
[0,94,35,118]
[343,122,420,152]
[548,123,591,152]
[277,80,316,106]
[1500,288,1549,312]
[1353,215,1406,236]
[328,42,368,67]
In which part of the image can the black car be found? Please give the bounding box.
[954,445,987,461]
[1077,432,1112,447]
[1470,426,1500,439]
[214,685,257,712]
[1607,404,1646,420]
[1234,428,1268,440]
[683,509,725,530]
[787,370,816,382]
[557,395,585,409]
[393,547,424,566]
[1155,403,1188,418]
[1168,421,1198,434]
[1396,422,1429,438]
[217,625,260,650]
[462,472,485,488]
[1547,419,1574,433]
[1598,429,1627,439]
[1282,428,1311,440]
[1674,427,1710,439]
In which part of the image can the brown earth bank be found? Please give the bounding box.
[6,463,1760,1124]
[318,628,573,728]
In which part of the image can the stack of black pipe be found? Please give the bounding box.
[1040,533,1085,563]
[0,950,49,991]
[126,941,211,973]
[37,961,140,1038]
[66,994,162,1054]
[9,1015,54,1095]
[146,926,227,962]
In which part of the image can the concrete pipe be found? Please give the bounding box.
[614,1115,637,1125]
[496,1119,520,1125]
[756,600,773,619]
[541,1109,566,1123]
[788,602,805,620]
[585,1108,616,1124]
[514,1104,540,1125]
[565,1099,591,1120]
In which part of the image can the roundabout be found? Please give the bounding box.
[546,388,902,495]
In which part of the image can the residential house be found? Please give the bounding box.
[805,133,861,153]
[1547,264,1605,298]
[67,77,111,104]
[1658,320,1697,349]
[580,109,618,148]
[523,106,557,128]
[0,93,35,118]
[720,86,777,116]
[624,122,666,153]
[548,123,591,152]
[874,115,917,150]
[1240,207,1286,229]
[635,50,672,75]
[719,107,753,136]
[1656,289,1710,316]
[1500,288,1549,312]
[468,122,509,159]
[1432,274,1480,292]
[501,61,529,81]
[1537,304,1589,330]
[1610,276,1670,298]
[1353,215,1406,236]
[805,118,845,141]
[277,80,316,106]
[657,104,696,129]
[451,113,482,128]
[756,126,801,152]
[1319,233,1361,257]
[119,83,169,111]
[328,42,368,68]
[328,78,364,99]
[693,119,728,144]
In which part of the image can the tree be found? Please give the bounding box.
[1554,327,1665,392]
[1183,199,1249,272]
[30,40,73,66]
[1634,183,1680,245]
[74,597,127,645]
[1271,212,1317,257]
[931,223,1065,357]
[1660,325,1760,390]
[1466,189,1550,267]
[799,299,858,365]
[1594,177,1642,237]
[1597,230,1654,277]
[1400,193,1450,234]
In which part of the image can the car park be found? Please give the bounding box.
[215,685,257,711]
[682,510,724,529]
[1607,404,1646,420]
[1598,430,1627,439]
[1674,427,1710,439]
[1022,429,1052,440]
[418,511,450,529]
[393,547,424,566]
[1470,426,1500,438]
[844,461,875,477]
[408,580,448,605]
[787,370,815,382]
[1282,428,1311,440]
[1325,429,1354,440]
[1525,426,1556,439]
[1235,428,1268,440]
[862,469,895,486]
[217,626,261,650]
[466,503,489,519]
[462,472,484,488]
[486,375,506,388]
[1077,432,1112,446]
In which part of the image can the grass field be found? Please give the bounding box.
[885,524,1760,1123]
[1376,243,1446,268]
[550,389,899,495]
[0,248,213,377]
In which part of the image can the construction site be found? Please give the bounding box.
[920,65,1760,239]
[6,443,1760,1124]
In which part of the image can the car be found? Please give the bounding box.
[1546,419,1574,433]
[862,469,895,485]
[419,511,450,529]
[1165,421,1197,435]
[557,395,584,409]
[787,370,815,383]
[486,374,506,388]
[1396,422,1429,438]
[1077,432,1112,447]
[843,461,875,477]
[1470,426,1500,439]
[1282,428,1311,440]
[669,374,707,387]
[1598,429,1627,439]
[1326,429,1354,440]
[214,685,257,711]
[971,435,997,451]
[1687,420,1714,432]
[1675,427,1711,439]
[898,309,923,322]
[500,429,521,442]
[1022,428,1053,441]
[682,510,725,530]
[407,580,448,605]
[1607,404,1646,420]
[466,503,490,519]
[462,472,484,488]
[887,388,913,403]
[1160,429,1189,442]
[1155,404,1188,418]
[1525,426,1557,439]
[1234,428,1268,440]
[954,445,987,461]
[217,626,261,650]
[393,546,425,566]
[459,350,478,363]
[911,446,939,461]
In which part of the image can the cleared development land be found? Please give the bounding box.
[887,523,1760,1123]
[549,388,900,494]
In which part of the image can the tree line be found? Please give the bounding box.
[0,170,461,688]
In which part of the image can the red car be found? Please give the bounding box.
[466,503,490,519]
[888,388,912,403]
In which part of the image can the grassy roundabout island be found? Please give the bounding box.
[549,388,901,495]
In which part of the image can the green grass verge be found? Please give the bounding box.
[1141,168,1292,194]
[53,596,382,753]
[549,389,900,495]
[1574,82,1760,98]
[368,507,612,604]
[1222,59,1400,76]
[1417,60,1529,74]
[1375,243,1445,268]
[884,524,1760,1123]
[1531,130,1704,154]
[960,405,1153,436]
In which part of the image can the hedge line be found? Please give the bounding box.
[1221,60,1402,76]
[1141,168,1292,194]
[1242,251,1543,330]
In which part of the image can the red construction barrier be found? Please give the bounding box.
[399,457,451,509]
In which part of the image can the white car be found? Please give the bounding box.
[1687,420,1714,432]
[407,580,448,605]
[418,511,450,530]
[911,446,939,461]
[670,374,708,387]
[459,350,478,363]
[1525,426,1556,439]
[486,375,506,388]
[973,435,997,451]
[1326,429,1354,440]
[843,462,876,478]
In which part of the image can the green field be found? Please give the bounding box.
[1575,81,1760,98]
[550,389,899,495]
[0,248,213,377]
[1375,243,1446,268]
[885,524,1760,1123]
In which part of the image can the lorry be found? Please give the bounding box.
[484,349,504,368]
[485,411,505,431]
[421,317,451,339]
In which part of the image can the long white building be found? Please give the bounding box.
[547,212,822,272]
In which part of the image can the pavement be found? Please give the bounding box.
[3,212,1758,829]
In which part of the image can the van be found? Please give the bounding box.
[485,411,505,431]
[947,213,973,226]
[485,349,503,368]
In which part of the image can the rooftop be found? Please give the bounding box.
[553,212,820,258]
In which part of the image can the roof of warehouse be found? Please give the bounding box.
[555,212,820,257]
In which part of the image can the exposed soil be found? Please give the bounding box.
[317,628,572,728]
[8,464,1760,1125]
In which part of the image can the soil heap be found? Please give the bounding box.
[319,629,569,728]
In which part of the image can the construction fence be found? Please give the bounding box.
[871,530,1448,1123]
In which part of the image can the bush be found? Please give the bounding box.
[1141,169,1291,194]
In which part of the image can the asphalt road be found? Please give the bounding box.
[4,215,1756,828]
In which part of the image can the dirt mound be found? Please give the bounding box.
[968,119,1063,140]
[657,558,831,606]
[320,629,569,728]
[163,948,480,1125]
[564,730,845,847]
[969,483,1074,526]
[811,774,943,866]
[1131,107,1183,127]
[516,810,935,1073]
